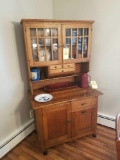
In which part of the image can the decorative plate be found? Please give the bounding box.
[38,49,50,61]
[34,94,53,102]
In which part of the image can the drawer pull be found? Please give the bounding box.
[62,70,64,72]
[81,110,86,114]
[55,66,57,68]
[81,102,86,106]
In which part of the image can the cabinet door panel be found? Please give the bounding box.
[62,24,92,63]
[25,24,62,66]
[47,109,67,139]
[42,102,71,147]
[72,107,97,137]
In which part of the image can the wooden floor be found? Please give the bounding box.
[1,124,117,160]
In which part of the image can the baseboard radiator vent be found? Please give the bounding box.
[97,113,116,129]
[0,119,35,158]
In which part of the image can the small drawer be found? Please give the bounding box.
[63,63,75,69]
[71,98,97,111]
[49,65,62,70]
[49,68,75,78]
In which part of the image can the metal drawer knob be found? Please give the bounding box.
[81,102,86,106]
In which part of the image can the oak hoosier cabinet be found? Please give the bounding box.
[21,19,102,155]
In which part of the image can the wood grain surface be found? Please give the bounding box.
[1,124,117,160]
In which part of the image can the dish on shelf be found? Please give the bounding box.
[38,49,50,61]
[34,94,53,102]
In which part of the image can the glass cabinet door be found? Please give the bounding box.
[27,26,61,65]
[62,25,91,61]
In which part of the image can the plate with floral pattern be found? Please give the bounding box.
[34,94,53,102]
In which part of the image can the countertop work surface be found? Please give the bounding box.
[30,87,103,110]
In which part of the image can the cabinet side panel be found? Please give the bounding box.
[35,109,45,152]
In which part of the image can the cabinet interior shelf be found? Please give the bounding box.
[31,74,79,90]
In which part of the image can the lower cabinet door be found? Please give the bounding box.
[42,102,71,148]
[72,107,97,137]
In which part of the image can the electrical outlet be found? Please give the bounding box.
[29,109,34,118]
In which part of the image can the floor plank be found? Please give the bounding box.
[1,125,117,160]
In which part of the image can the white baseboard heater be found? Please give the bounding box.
[97,113,116,129]
[0,119,35,158]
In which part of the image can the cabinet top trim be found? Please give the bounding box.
[21,19,95,25]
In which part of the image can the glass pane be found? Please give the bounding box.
[83,37,88,57]
[38,49,45,61]
[84,28,89,36]
[84,37,88,43]
[78,28,83,36]
[38,28,44,36]
[30,28,36,37]
[78,37,82,43]
[31,38,38,61]
[38,48,50,61]
[63,46,70,59]
[78,43,82,54]
[38,38,44,47]
[46,47,51,61]
[66,38,71,45]
[72,28,77,36]
[83,44,88,57]
[52,28,58,36]
[72,38,76,44]
[45,28,51,36]
[53,39,58,60]
[66,29,71,36]
[45,38,51,46]
[72,45,76,59]
[78,37,83,58]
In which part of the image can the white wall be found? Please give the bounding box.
[0,0,53,142]
[53,0,120,119]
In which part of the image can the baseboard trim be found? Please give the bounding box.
[97,113,116,129]
[0,118,35,158]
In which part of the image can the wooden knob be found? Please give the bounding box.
[81,110,86,114]
[81,102,86,106]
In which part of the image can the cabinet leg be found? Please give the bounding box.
[92,133,96,137]
[43,150,48,155]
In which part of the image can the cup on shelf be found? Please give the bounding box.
[30,67,40,81]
